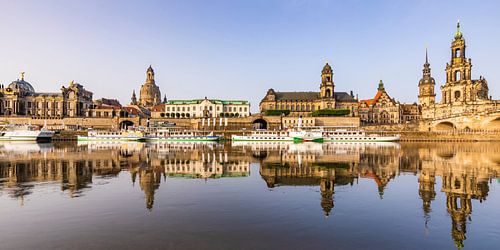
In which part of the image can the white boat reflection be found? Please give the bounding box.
[0,141,55,153]
[231,141,400,154]
[77,140,146,151]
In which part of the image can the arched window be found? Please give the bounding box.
[326,76,331,82]
[454,91,461,100]
[455,71,461,81]
[326,89,331,97]
[455,48,461,58]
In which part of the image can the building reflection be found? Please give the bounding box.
[0,142,250,210]
[0,141,499,247]
[235,141,499,248]
[254,142,398,216]
[415,142,498,249]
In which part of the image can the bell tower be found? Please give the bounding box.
[320,62,334,99]
[442,21,473,104]
[418,49,436,108]
[446,21,471,84]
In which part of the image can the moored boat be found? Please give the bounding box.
[231,129,323,142]
[77,129,147,141]
[145,128,222,142]
[0,124,54,142]
[321,126,400,142]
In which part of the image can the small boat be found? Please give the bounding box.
[145,128,222,142]
[321,126,400,142]
[0,124,54,142]
[77,129,147,141]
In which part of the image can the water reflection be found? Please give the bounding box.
[0,141,499,248]
[233,141,500,248]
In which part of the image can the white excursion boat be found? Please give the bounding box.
[321,126,400,142]
[231,129,323,142]
[77,129,147,141]
[145,128,222,142]
[0,125,55,141]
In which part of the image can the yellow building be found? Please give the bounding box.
[259,63,358,116]
[0,73,93,117]
[418,22,500,131]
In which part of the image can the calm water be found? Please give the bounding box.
[0,141,499,250]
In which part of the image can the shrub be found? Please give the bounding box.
[311,109,350,117]
[264,109,290,116]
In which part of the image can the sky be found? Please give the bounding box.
[1,0,500,112]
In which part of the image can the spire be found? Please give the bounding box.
[422,48,432,78]
[131,90,137,105]
[378,80,385,91]
[454,20,463,40]
[163,94,167,103]
[425,47,429,64]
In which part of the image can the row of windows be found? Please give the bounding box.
[166,106,248,112]
[283,119,314,124]
[273,104,318,111]
[160,113,245,118]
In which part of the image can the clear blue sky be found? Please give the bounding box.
[1,0,499,112]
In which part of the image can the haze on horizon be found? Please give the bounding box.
[1,0,499,112]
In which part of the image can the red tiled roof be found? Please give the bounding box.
[151,104,165,112]
[359,90,383,106]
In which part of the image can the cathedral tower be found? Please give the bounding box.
[139,66,162,108]
[441,21,489,104]
[418,49,436,108]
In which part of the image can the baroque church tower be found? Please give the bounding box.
[418,49,436,108]
[138,66,162,107]
[441,22,489,104]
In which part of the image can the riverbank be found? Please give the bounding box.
[50,130,500,142]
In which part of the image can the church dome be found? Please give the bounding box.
[419,77,435,86]
[8,78,35,93]
[322,63,332,74]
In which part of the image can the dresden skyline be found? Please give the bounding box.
[1,0,500,112]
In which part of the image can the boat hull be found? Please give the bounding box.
[0,131,54,142]
[77,136,147,142]
[146,136,222,142]
[323,135,400,142]
[231,135,295,142]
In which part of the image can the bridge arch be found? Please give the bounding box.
[120,120,134,129]
[435,121,455,131]
[253,118,268,130]
[484,117,500,130]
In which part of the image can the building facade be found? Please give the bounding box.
[359,80,401,124]
[259,63,358,116]
[359,80,421,124]
[418,22,500,130]
[0,73,93,117]
[159,97,250,118]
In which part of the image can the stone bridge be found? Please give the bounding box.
[422,111,500,132]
